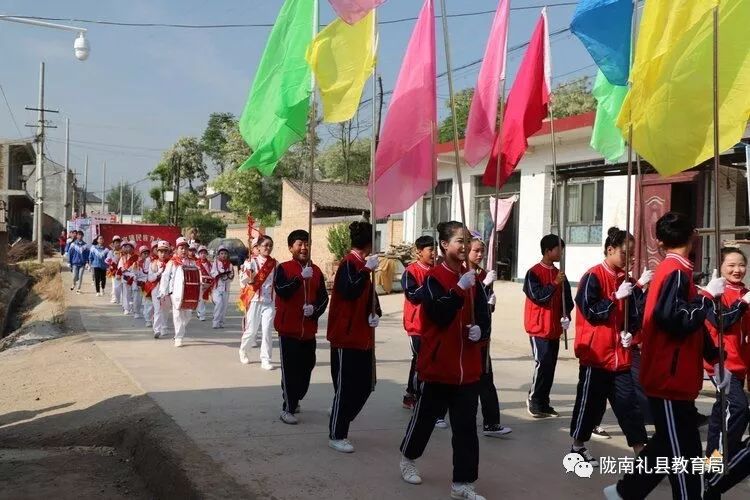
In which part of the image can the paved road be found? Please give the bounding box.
[64,273,749,499]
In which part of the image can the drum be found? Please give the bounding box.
[172,265,200,310]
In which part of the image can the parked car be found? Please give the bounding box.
[207,238,248,269]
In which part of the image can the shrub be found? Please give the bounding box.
[327,223,350,262]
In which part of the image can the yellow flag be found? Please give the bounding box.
[618,0,750,177]
[306,12,376,123]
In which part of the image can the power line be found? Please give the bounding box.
[3,3,578,29]
[0,82,23,137]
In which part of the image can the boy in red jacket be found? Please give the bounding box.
[274,230,328,425]
[327,221,381,453]
[522,234,573,418]
[606,212,730,500]
[401,235,435,410]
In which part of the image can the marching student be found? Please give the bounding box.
[133,246,151,320]
[606,212,730,500]
[327,221,381,454]
[139,245,155,328]
[118,241,139,315]
[468,236,512,438]
[398,221,491,500]
[159,237,196,347]
[196,246,212,322]
[106,236,123,304]
[211,246,235,329]
[67,231,90,294]
[522,234,573,418]
[148,241,172,339]
[238,236,277,369]
[401,235,435,410]
[274,230,329,424]
[568,227,650,466]
[89,235,110,297]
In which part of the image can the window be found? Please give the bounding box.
[472,173,520,242]
[553,179,604,244]
[422,180,453,230]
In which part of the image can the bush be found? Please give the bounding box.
[181,211,227,244]
[327,223,350,262]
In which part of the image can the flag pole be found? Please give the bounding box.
[439,0,474,322]
[548,103,568,350]
[711,4,729,472]
[490,80,506,276]
[369,8,380,391]
[304,0,320,305]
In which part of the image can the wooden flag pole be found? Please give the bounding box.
[304,0,320,306]
[439,0,475,323]
[369,9,380,391]
[491,81,506,276]
[548,104,568,351]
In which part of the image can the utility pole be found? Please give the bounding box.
[71,169,76,217]
[101,161,106,213]
[63,118,70,222]
[129,184,135,223]
[118,180,123,222]
[83,155,88,216]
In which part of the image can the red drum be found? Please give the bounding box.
[173,265,200,310]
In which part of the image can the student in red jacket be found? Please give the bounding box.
[401,235,435,410]
[522,234,573,418]
[274,230,329,425]
[569,227,650,466]
[702,248,750,499]
[607,212,730,500]
[326,221,381,454]
[398,221,491,500]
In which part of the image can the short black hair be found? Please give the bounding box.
[287,229,309,247]
[540,234,564,254]
[349,221,373,249]
[656,212,695,249]
[415,235,435,250]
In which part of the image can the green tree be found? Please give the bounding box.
[106,181,143,215]
[180,211,227,244]
[438,88,475,143]
[318,138,371,183]
[550,76,597,118]
[201,112,236,174]
[327,223,351,262]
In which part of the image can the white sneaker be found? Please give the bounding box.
[110,298,116,304]
[603,484,623,500]
[153,331,161,339]
[328,439,354,453]
[145,322,152,327]
[435,418,449,429]
[327,407,332,417]
[199,317,205,322]
[280,411,298,425]
[450,483,485,500]
[174,338,183,347]
[399,457,422,485]
[75,290,81,295]
[250,340,259,348]
[134,314,142,319]
[239,350,250,364]
[261,361,274,371]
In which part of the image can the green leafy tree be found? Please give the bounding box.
[438,88,475,143]
[550,76,597,118]
[327,223,351,262]
[106,181,143,215]
[180,211,227,244]
[201,112,236,174]
[319,138,371,183]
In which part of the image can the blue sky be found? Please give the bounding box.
[0,1,592,207]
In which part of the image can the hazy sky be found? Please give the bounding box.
[0,0,591,207]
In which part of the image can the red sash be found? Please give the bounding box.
[143,259,168,298]
[120,255,138,285]
[238,257,276,312]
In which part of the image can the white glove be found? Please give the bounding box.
[487,294,496,306]
[615,281,634,300]
[712,363,732,391]
[620,331,633,348]
[711,268,720,281]
[467,325,481,342]
[368,313,379,328]
[742,291,750,304]
[303,304,314,317]
[482,270,496,287]
[457,271,476,291]
[560,317,571,330]
[301,266,313,279]
[637,269,654,287]
[704,276,727,298]
[365,254,379,271]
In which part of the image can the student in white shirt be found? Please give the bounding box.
[239,236,277,369]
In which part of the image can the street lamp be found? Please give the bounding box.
[0,15,91,61]
[74,32,90,61]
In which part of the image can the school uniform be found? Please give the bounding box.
[106,249,122,304]
[118,254,139,315]
[239,256,277,361]
[148,258,171,337]
[616,253,719,500]
[66,240,90,291]
[135,257,151,323]
[210,258,234,329]
[88,245,109,293]
[399,262,491,484]
[522,262,573,413]
[159,255,197,341]
[570,262,647,447]
[196,257,212,321]
[327,251,382,441]
[401,261,432,396]
[274,260,329,414]
[131,257,147,319]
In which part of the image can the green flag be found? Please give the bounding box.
[590,70,627,163]
[239,0,314,175]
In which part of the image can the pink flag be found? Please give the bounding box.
[369,0,436,219]
[464,0,510,167]
[328,0,386,25]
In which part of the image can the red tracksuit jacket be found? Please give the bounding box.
[574,262,646,372]
[640,253,719,401]
[417,262,491,385]
[402,261,432,336]
[274,260,329,340]
[523,262,573,340]
[703,283,750,379]
[327,251,381,350]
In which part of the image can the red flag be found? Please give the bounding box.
[483,9,550,187]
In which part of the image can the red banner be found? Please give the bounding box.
[98,224,182,249]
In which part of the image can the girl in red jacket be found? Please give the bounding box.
[326,221,381,454]
[570,227,650,467]
[398,221,491,500]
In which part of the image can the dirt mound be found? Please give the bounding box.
[7,240,55,264]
